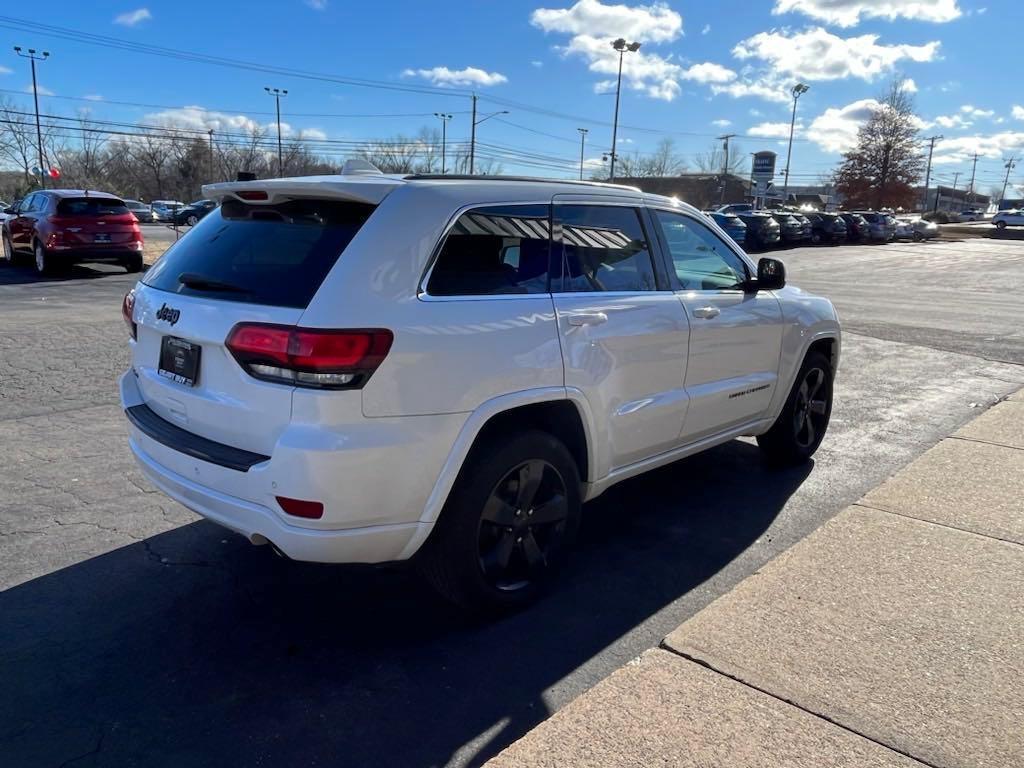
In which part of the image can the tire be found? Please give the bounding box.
[1,233,14,265]
[124,253,144,273]
[418,430,582,613]
[34,240,56,276]
[811,233,821,244]
[757,351,833,466]
[186,214,198,227]
[996,221,1007,230]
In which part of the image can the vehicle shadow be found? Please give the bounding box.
[1,440,810,768]
[0,262,136,285]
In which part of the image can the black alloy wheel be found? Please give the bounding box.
[477,459,569,592]
[792,366,829,450]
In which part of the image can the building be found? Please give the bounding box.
[919,185,991,212]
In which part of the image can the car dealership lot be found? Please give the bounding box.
[2,238,1023,767]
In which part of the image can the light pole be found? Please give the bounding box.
[434,113,452,174]
[14,47,49,189]
[577,128,588,180]
[264,87,288,177]
[609,38,641,182]
[782,82,809,205]
[469,94,508,174]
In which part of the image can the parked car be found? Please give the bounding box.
[789,212,813,242]
[151,200,186,222]
[958,209,985,222]
[120,173,841,612]
[717,203,753,215]
[735,211,781,250]
[769,212,805,245]
[2,190,144,274]
[856,211,897,242]
[893,217,916,241]
[125,199,156,223]
[899,216,939,240]
[992,209,1024,229]
[805,212,847,245]
[838,212,869,242]
[708,211,747,245]
[169,199,218,227]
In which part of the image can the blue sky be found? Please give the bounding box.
[0,0,1021,195]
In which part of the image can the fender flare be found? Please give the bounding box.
[766,328,841,425]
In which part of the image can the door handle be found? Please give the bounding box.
[567,311,608,327]
[692,306,721,319]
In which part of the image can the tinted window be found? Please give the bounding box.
[654,210,749,291]
[56,197,129,216]
[555,205,657,292]
[22,194,40,212]
[143,198,376,309]
[427,205,551,296]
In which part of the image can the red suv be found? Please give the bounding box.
[2,190,145,275]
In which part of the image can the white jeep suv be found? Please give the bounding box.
[120,173,840,611]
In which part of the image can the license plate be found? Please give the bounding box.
[94,233,111,243]
[158,337,201,387]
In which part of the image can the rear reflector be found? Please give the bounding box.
[225,324,393,389]
[122,290,137,340]
[276,496,324,519]
[235,190,269,201]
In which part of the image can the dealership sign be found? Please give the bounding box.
[752,151,776,181]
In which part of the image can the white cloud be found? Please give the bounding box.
[531,60,544,68]
[0,66,11,75]
[114,8,151,26]
[144,106,276,137]
[772,0,961,27]
[298,128,327,140]
[681,62,736,84]
[401,66,507,87]
[701,23,711,35]
[805,98,881,153]
[711,118,732,127]
[750,108,763,117]
[934,113,971,129]
[1013,105,1024,120]
[960,104,994,118]
[933,131,1024,164]
[532,0,724,101]
[900,77,918,92]
[733,27,939,82]
[83,94,104,101]
[748,121,799,139]
[24,83,54,96]
[305,0,328,8]
[712,74,791,103]
[531,0,683,43]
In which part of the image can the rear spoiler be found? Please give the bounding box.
[203,173,404,207]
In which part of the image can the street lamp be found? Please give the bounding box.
[14,46,49,189]
[434,113,452,174]
[577,128,589,180]
[609,38,641,182]
[468,95,508,174]
[264,87,288,177]
[782,82,809,204]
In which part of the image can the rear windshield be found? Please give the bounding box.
[57,197,128,216]
[142,198,376,309]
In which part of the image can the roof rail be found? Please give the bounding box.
[403,174,639,191]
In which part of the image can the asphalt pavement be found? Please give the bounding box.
[1,238,1022,767]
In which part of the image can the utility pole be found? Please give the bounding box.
[782,83,809,205]
[967,153,979,208]
[608,38,641,183]
[468,95,507,175]
[717,133,736,205]
[942,171,961,212]
[577,128,588,180]
[14,47,49,189]
[921,135,943,212]
[264,87,288,177]
[434,112,452,174]
[207,129,215,182]
[999,157,1017,209]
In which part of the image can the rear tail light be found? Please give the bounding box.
[122,290,137,340]
[225,323,393,389]
[276,496,324,519]
[235,190,268,201]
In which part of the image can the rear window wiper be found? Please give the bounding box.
[178,272,251,294]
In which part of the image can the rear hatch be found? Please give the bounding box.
[53,197,138,248]
[131,196,377,457]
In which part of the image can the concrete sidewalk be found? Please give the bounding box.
[487,389,1024,768]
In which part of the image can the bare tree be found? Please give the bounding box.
[694,141,747,175]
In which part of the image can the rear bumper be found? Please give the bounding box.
[51,247,141,262]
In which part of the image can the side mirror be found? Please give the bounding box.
[756,257,786,291]
[3,207,15,215]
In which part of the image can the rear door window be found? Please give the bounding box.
[57,198,129,216]
[426,204,552,296]
[554,205,658,292]
[143,198,376,309]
